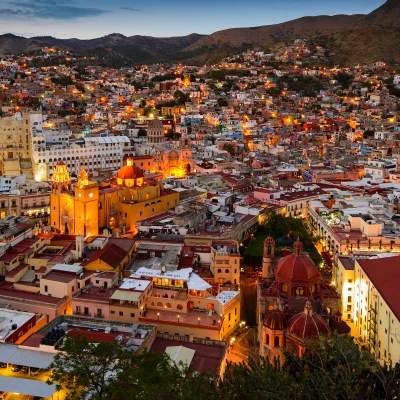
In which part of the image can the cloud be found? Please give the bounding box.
[121,6,140,12]
[0,0,109,20]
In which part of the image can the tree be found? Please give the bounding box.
[173,90,188,105]
[48,336,133,399]
[217,98,228,107]
[137,127,147,137]
[48,335,217,400]
[220,335,400,400]
[364,129,375,139]
[223,143,235,156]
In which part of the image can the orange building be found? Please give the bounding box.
[50,158,179,236]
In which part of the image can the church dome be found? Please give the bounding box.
[287,301,330,341]
[116,165,144,180]
[263,308,287,330]
[116,157,144,180]
[275,240,320,287]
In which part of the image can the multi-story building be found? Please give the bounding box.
[210,241,241,286]
[50,159,180,235]
[349,256,400,366]
[32,135,130,182]
[0,193,20,219]
[0,112,34,177]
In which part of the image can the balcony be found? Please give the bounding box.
[73,310,91,317]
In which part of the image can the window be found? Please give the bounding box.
[274,336,280,347]
[119,311,124,316]
[265,333,270,345]
[347,296,352,303]
[44,285,48,292]
[295,287,304,296]
[130,313,135,318]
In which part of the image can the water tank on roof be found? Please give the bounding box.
[11,323,17,330]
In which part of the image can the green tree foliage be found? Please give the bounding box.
[51,75,74,86]
[364,129,375,139]
[222,143,235,156]
[220,334,400,400]
[278,75,323,97]
[173,90,189,105]
[137,127,147,137]
[244,210,322,265]
[217,98,229,107]
[49,335,400,400]
[48,336,216,400]
[334,73,353,89]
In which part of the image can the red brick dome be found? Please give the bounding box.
[288,301,330,341]
[274,240,321,296]
[116,165,144,180]
[116,157,144,181]
[263,308,287,330]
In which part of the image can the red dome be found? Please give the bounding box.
[116,165,144,180]
[274,241,320,287]
[275,254,320,285]
[56,160,65,166]
[263,309,287,330]
[288,302,330,341]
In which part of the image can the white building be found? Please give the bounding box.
[31,135,130,181]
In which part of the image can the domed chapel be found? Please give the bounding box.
[258,237,350,363]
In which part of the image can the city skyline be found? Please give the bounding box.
[0,0,386,39]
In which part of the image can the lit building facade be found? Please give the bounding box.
[32,136,130,182]
[0,112,34,178]
[335,256,400,366]
[50,158,179,235]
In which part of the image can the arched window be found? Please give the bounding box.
[274,336,280,347]
[265,333,270,345]
[225,269,229,273]
[156,302,163,308]
[177,304,183,310]
[166,303,172,309]
[295,287,304,296]
[217,269,222,273]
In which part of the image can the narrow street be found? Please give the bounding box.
[226,267,259,364]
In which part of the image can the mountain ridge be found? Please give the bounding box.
[0,0,398,66]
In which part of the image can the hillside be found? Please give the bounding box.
[0,0,399,66]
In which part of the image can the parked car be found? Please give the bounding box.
[0,362,6,368]
[0,391,5,400]
[11,364,21,372]
[21,365,29,373]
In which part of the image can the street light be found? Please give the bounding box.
[198,317,200,325]
[177,315,180,323]
[157,312,159,320]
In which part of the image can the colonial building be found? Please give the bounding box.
[334,255,400,366]
[0,112,35,178]
[50,158,180,235]
[258,237,349,363]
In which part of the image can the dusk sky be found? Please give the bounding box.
[0,0,386,39]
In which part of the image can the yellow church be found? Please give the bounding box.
[50,158,179,236]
